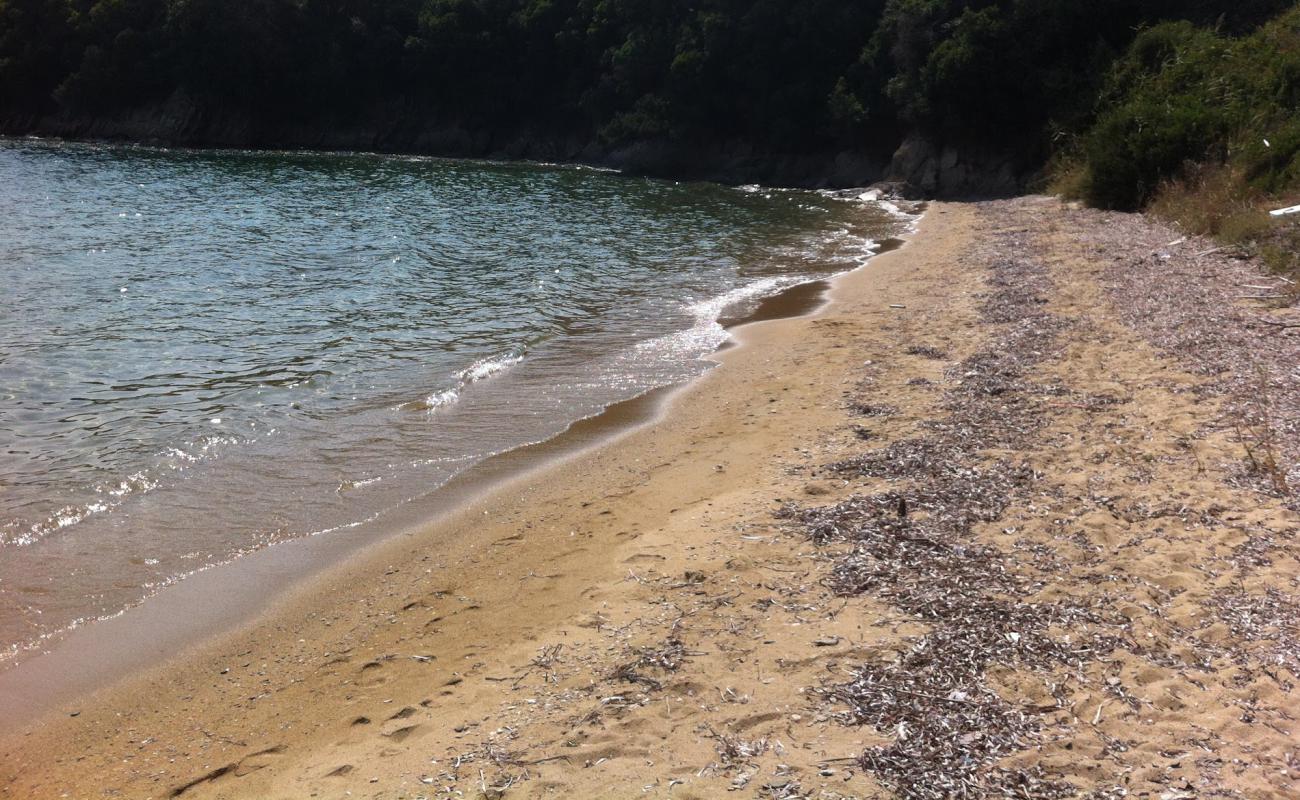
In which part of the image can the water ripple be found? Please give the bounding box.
[0,138,905,663]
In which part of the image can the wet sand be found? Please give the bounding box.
[0,207,928,798]
[0,263,847,728]
[3,200,1298,799]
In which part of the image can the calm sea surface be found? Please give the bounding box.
[0,139,903,664]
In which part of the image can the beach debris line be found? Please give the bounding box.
[784,224,1130,798]
[904,344,949,360]
[1081,199,1299,509]
[778,201,1300,800]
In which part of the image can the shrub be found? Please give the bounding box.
[1082,9,1300,210]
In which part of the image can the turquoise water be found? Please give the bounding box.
[0,139,902,663]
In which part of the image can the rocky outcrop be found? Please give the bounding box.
[885,135,1029,198]
[603,139,887,188]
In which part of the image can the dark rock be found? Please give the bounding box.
[885,135,1027,199]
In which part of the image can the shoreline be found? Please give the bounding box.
[0,249,879,726]
[0,133,893,192]
[0,208,914,718]
[0,201,936,796]
[5,198,1296,799]
[0,156,910,716]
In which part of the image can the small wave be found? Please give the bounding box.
[337,476,383,493]
[816,186,924,224]
[105,470,158,498]
[401,349,525,414]
[459,351,524,383]
[685,277,792,325]
[632,203,907,368]
[814,228,885,268]
[9,470,159,544]
[1,430,249,547]
[164,447,199,464]
[425,387,461,409]
[632,276,802,360]
[394,385,460,412]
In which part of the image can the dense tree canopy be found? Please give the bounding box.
[1,0,1296,204]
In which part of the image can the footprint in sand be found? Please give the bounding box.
[623,552,666,564]
[169,745,287,796]
[356,660,390,688]
[317,655,351,672]
[728,711,785,732]
[380,724,421,742]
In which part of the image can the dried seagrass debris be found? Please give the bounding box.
[782,199,1300,799]
[759,779,808,799]
[1206,587,1300,675]
[905,345,950,360]
[829,437,963,480]
[787,222,1140,798]
[703,725,769,770]
[1230,531,1290,569]
[850,425,876,441]
[610,635,688,691]
[850,403,898,418]
[1074,203,1299,508]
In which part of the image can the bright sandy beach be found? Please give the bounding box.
[3,198,1298,800]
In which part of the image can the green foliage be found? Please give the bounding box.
[0,0,77,110]
[0,0,1295,199]
[1081,8,1300,210]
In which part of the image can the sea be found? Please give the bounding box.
[0,138,909,668]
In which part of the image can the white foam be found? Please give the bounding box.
[685,276,791,325]
[819,186,923,227]
[337,476,383,493]
[423,387,460,409]
[459,352,524,384]
[408,349,526,414]
[164,447,199,464]
[632,276,801,362]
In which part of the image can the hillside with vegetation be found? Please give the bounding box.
[1,0,1297,223]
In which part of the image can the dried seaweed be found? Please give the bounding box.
[704,725,770,769]
[1077,204,1300,507]
[906,345,950,360]
[1207,587,1300,675]
[610,635,687,691]
[850,402,898,418]
[789,235,1113,799]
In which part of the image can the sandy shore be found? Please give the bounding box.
[3,198,1298,799]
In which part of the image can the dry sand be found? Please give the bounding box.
[1,198,1296,799]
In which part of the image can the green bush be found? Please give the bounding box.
[0,0,1297,193]
[1082,9,1300,209]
